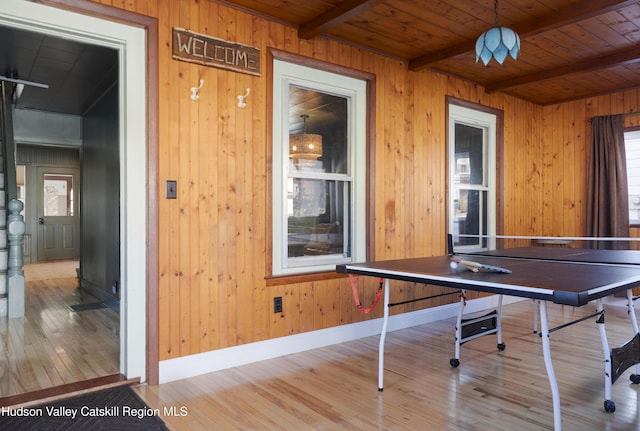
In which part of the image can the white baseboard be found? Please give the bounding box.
[159,295,524,384]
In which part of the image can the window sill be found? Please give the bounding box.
[265,270,347,286]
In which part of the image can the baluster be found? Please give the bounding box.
[7,198,25,318]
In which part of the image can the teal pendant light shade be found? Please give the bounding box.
[475,0,520,66]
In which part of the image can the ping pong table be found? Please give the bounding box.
[336,245,640,431]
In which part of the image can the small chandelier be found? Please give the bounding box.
[475,0,520,66]
[289,114,323,160]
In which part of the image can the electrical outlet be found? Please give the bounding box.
[273,296,283,313]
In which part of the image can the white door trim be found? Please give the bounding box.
[0,0,148,381]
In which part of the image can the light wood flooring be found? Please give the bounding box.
[0,260,120,398]
[135,299,640,430]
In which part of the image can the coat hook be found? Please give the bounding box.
[237,88,250,108]
[190,79,204,101]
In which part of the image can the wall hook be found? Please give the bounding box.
[237,88,250,108]
[190,79,204,101]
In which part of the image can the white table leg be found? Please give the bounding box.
[596,299,615,411]
[626,289,639,334]
[378,278,390,391]
[496,294,504,346]
[451,290,466,367]
[539,301,562,430]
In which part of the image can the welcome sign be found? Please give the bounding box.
[172,27,261,76]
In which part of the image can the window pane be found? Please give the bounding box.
[287,179,349,258]
[44,174,73,216]
[288,85,348,175]
[625,131,640,223]
[454,123,484,185]
[452,189,487,248]
[16,165,26,216]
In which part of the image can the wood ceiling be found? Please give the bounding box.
[218,0,640,106]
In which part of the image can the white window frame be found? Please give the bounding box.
[448,103,497,251]
[624,129,640,225]
[272,59,366,275]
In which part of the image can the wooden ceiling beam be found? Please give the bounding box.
[408,0,639,71]
[298,0,385,40]
[485,46,640,93]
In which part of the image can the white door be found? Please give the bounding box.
[36,167,80,261]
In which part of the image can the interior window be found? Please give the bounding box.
[448,103,497,251]
[43,174,74,216]
[272,59,366,275]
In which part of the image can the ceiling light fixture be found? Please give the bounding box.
[475,0,520,66]
[289,114,322,161]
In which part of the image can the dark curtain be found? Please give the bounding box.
[586,115,629,249]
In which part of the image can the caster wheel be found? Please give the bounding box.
[604,400,616,413]
[497,343,506,351]
[450,358,460,368]
[630,374,640,384]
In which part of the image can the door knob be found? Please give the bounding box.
[38,217,44,225]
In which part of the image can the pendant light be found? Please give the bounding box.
[289,114,323,160]
[475,0,520,66]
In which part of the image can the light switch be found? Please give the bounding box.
[166,180,177,199]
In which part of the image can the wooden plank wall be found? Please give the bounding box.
[86,0,640,362]
[541,90,640,240]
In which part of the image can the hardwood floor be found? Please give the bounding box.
[135,299,640,430]
[0,260,120,399]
